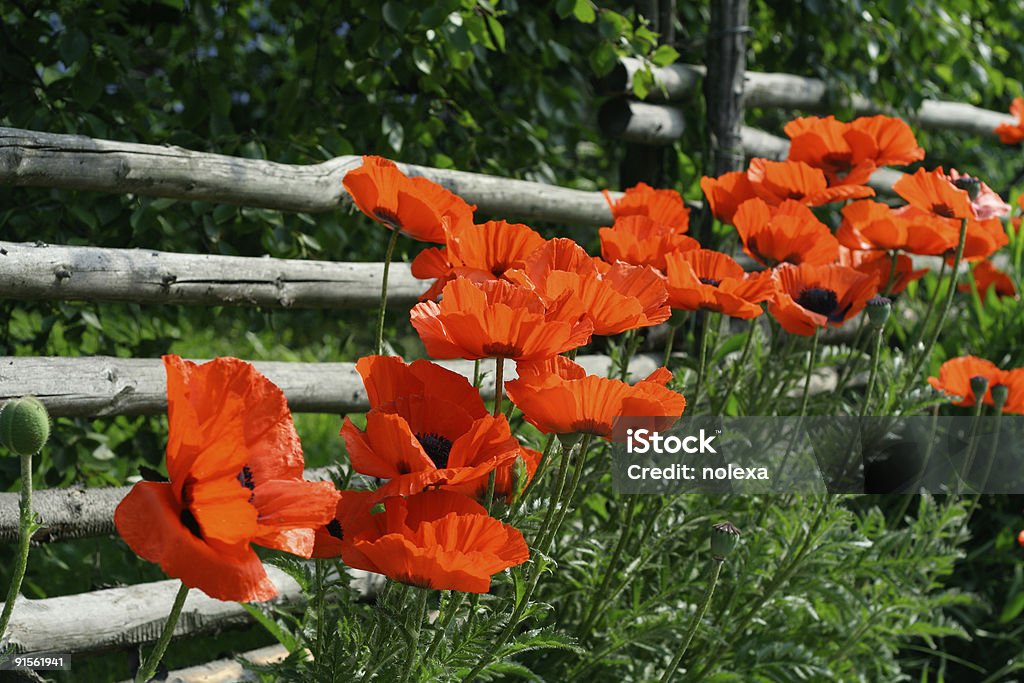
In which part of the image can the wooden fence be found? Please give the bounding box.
[0,60,1014,677]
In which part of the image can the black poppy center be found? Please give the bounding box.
[373,208,402,229]
[931,203,956,219]
[490,261,509,277]
[326,519,344,541]
[823,152,853,175]
[796,286,842,319]
[699,277,722,287]
[180,508,203,540]
[416,432,454,469]
[237,465,255,491]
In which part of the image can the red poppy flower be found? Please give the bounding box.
[602,182,690,229]
[410,277,593,361]
[700,171,758,224]
[732,198,839,266]
[343,156,476,243]
[848,115,926,167]
[410,219,547,300]
[946,169,1011,221]
[995,98,1024,145]
[747,158,875,207]
[959,217,1010,262]
[784,115,879,186]
[837,200,957,256]
[663,249,773,319]
[507,238,670,336]
[320,489,529,593]
[114,356,341,602]
[893,167,977,220]
[599,215,700,272]
[927,356,1024,412]
[505,356,686,439]
[769,263,878,336]
[959,260,1018,299]
[838,247,927,296]
[339,355,535,501]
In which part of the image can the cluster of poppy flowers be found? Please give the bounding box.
[114,111,1021,602]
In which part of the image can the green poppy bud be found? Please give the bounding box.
[970,375,990,404]
[0,396,51,457]
[711,521,741,560]
[991,383,1009,411]
[866,296,891,330]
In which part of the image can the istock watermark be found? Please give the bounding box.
[610,416,1024,494]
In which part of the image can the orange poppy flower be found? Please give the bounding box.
[505,356,686,439]
[959,216,1010,262]
[700,171,758,224]
[114,356,341,602]
[343,156,476,243]
[848,115,926,167]
[893,167,977,220]
[599,215,700,272]
[839,247,927,296]
[995,98,1024,144]
[507,238,670,336]
[322,489,530,593]
[769,263,878,336]
[784,115,879,186]
[410,277,593,361]
[663,249,773,319]
[837,201,956,256]
[602,182,690,229]
[927,356,1024,413]
[747,158,875,207]
[959,260,1018,299]
[339,355,535,501]
[732,198,839,266]
[410,219,548,300]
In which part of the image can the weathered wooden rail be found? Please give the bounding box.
[0,240,424,310]
[0,127,621,226]
[598,59,1016,137]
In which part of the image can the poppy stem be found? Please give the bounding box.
[797,328,820,418]
[511,434,557,520]
[663,323,678,368]
[691,313,715,410]
[659,558,724,683]
[617,329,641,381]
[0,453,35,648]
[578,495,638,640]
[713,320,755,415]
[909,218,969,385]
[399,587,430,683]
[907,258,948,352]
[472,359,482,388]
[532,437,576,552]
[492,357,505,417]
[961,400,1005,530]
[375,229,400,356]
[858,325,885,418]
[542,434,594,555]
[134,581,189,683]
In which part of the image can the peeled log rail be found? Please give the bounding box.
[0,566,302,655]
[0,354,660,419]
[0,467,337,544]
[0,240,424,310]
[116,644,290,683]
[597,59,1015,137]
[0,127,616,226]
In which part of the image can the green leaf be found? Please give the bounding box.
[999,590,1024,623]
[555,0,575,18]
[240,603,300,651]
[589,42,618,76]
[651,44,679,67]
[573,0,596,23]
[412,44,433,74]
[486,15,506,52]
[382,2,412,32]
[59,29,90,65]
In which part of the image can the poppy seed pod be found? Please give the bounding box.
[711,521,741,560]
[866,296,892,330]
[992,383,1010,410]
[0,396,51,457]
[970,375,990,403]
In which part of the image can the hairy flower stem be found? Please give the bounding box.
[464,435,594,683]
[618,329,641,381]
[953,397,987,496]
[531,439,574,554]
[909,219,968,384]
[663,323,678,368]
[399,588,430,683]
[859,326,885,418]
[511,434,557,521]
[492,357,505,417]
[908,259,948,352]
[713,321,755,415]
[961,401,1005,529]
[798,329,820,418]
[420,590,464,667]
[0,454,35,647]
[472,359,482,388]
[578,496,638,639]
[135,581,190,683]
[659,559,724,683]
[374,229,400,356]
[691,313,715,410]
